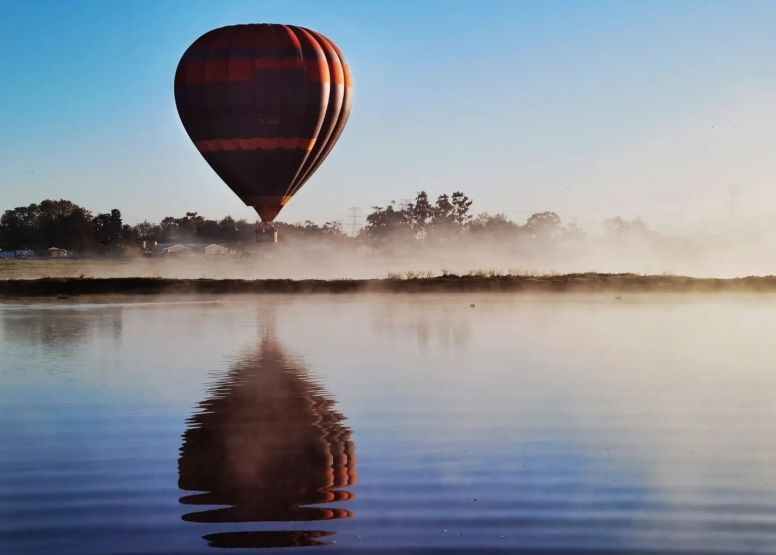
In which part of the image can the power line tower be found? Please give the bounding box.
[347,207,362,237]
[727,184,742,222]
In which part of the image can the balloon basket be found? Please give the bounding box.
[255,224,278,244]
[255,232,277,243]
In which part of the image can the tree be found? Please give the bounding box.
[468,212,520,239]
[156,212,205,242]
[196,218,222,242]
[362,202,413,246]
[33,200,94,252]
[132,220,162,244]
[93,209,125,249]
[0,204,45,250]
[216,216,240,243]
[159,217,180,241]
[526,211,561,242]
[604,216,651,239]
[406,191,433,238]
[235,219,257,243]
[561,221,587,241]
[431,193,455,228]
[427,191,472,243]
[322,221,345,236]
[451,191,473,227]
[179,212,205,239]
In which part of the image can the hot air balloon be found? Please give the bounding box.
[173,24,354,242]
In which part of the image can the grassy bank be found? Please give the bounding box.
[2,273,776,299]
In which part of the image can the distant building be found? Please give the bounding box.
[40,247,67,258]
[204,244,229,256]
[152,244,188,255]
[0,251,14,259]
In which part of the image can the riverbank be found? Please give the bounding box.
[2,273,776,299]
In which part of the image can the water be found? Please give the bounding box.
[2,294,776,554]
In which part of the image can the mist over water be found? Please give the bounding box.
[2,295,776,553]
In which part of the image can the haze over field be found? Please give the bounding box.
[2,0,776,259]
[3,192,776,280]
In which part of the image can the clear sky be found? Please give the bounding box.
[1,0,775,229]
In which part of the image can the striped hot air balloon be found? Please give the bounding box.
[174,24,354,224]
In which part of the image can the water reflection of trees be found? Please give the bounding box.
[370,299,471,354]
[177,316,357,549]
[0,306,123,352]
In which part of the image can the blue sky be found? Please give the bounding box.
[1,0,775,229]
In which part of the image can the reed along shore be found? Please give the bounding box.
[3,273,776,299]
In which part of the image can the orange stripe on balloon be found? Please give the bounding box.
[243,195,294,206]
[177,58,346,85]
[196,137,316,152]
[310,31,352,88]
[342,63,353,87]
[305,56,330,84]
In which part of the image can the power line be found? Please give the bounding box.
[347,207,362,237]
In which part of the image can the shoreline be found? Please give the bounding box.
[2,274,776,299]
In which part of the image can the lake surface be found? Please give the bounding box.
[2,294,776,554]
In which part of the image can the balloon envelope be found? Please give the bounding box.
[174,24,353,222]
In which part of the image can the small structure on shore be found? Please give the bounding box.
[255,222,278,243]
[152,244,188,256]
[204,244,229,256]
[40,247,67,258]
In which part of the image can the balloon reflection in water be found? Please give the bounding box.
[177,323,356,548]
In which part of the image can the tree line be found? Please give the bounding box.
[360,190,589,246]
[0,193,653,253]
[0,199,350,253]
